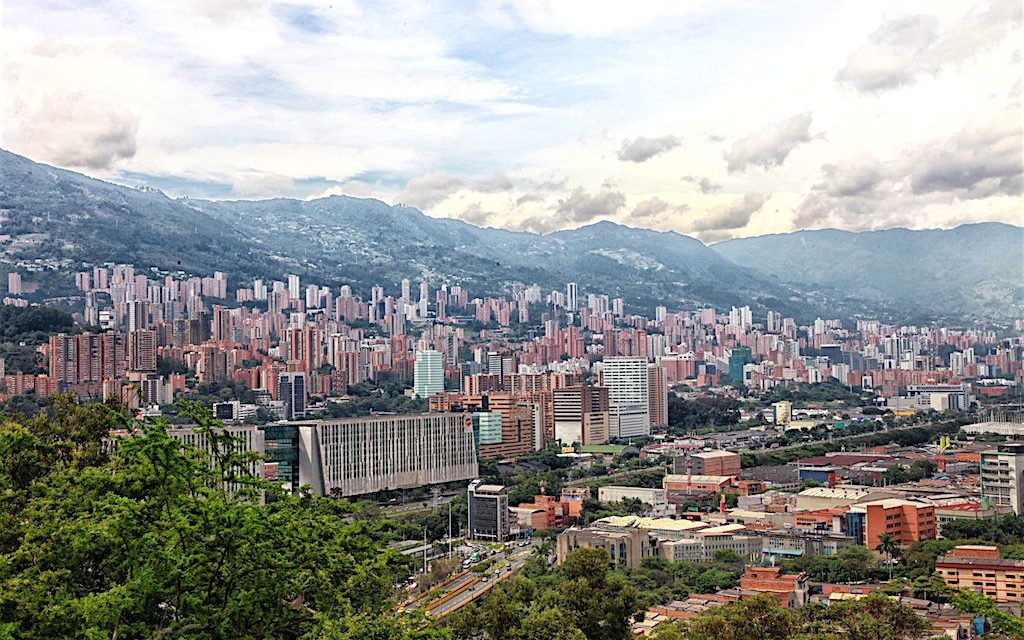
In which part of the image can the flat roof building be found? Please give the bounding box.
[980,443,1024,515]
[936,545,1024,603]
[468,480,509,542]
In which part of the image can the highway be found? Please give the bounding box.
[418,541,540,619]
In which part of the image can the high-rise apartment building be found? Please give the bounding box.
[565,282,578,311]
[414,350,444,398]
[127,329,157,372]
[278,371,306,420]
[601,357,650,438]
[980,443,1024,515]
[647,364,668,428]
[553,384,610,445]
[48,332,125,386]
[7,272,22,295]
[127,299,149,331]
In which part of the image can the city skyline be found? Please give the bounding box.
[3,0,1021,242]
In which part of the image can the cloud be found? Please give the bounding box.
[308,180,374,199]
[691,193,768,232]
[630,197,670,219]
[395,172,464,209]
[556,187,627,222]
[512,215,561,234]
[683,176,722,193]
[628,197,688,221]
[836,15,938,92]
[8,93,138,170]
[179,0,269,24]
[837,1,1021,92]
[617,135,680,162]
[522,176,568,191]
[232,172,296,197]
[459,203,496,226]
[795,98,1022,229]
[725,113,813,172]
[909,102,1022,199]
[473,171,514,193]
[515,193,545,206]
[794,162,891,228]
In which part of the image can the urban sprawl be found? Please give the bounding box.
[3,264,1023,636]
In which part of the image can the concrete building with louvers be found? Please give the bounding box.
[980,443,1024,515]
[297,413,478,497]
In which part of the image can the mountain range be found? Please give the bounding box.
[1,149,1021,323]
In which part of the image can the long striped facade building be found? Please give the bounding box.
[164,412,478,498]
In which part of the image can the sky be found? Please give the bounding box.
[2,0,1021,242]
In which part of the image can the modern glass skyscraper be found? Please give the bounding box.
[414,349,444,398]
[600,357,650,438]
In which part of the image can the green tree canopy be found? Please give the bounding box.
[0,398,446,640]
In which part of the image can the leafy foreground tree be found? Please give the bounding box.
[951,589,1024,640]
[653,593,930,640]
[0,398,446,640]
[449,547,641,640]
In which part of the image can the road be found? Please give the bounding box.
[419,541,540,619]
[381,493,459,517]
[563,465,665,487]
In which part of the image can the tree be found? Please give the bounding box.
[909,573,950,603]
[876,532,902,581]
[450,547,641,640]
[659,592,928,640]
[694,568,737,594]
[0,399,445,640]
[676,594,799,640]
[823,593,929,640]
[951,589,1024,640]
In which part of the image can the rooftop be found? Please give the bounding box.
[693,450,738,459]
[936,554,1024,569]
[796,487,872,499]
[664,474,735,484]
[595,516,708,532]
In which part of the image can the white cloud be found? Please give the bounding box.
[837,0,1021,92]
[1,0,1019,239]
[556,187,627,222]
[232,173,296,198]
[396,172,465,210]
[690,193,769,237]
[617,135,679,162]
[725,113,814,172]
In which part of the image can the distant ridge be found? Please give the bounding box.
[3,148,1018,320]
[711,223,1024,319]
